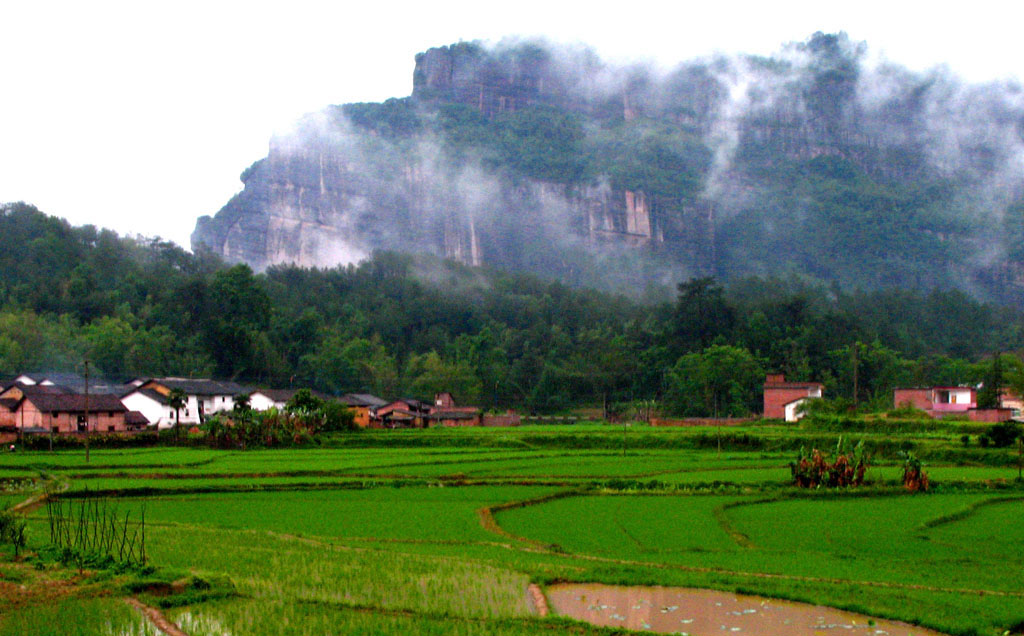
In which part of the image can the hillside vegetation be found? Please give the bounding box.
[3,202,1024,414]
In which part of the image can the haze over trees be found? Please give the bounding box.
[4,201,1024,415]
[195,33,1024,307]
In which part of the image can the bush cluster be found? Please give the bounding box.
[790,438,868,488]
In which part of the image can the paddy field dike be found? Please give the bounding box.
[1,419,1023,635]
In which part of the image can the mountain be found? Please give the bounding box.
[191,34,1024,303]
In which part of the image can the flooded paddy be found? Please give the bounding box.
[546,583,946,635]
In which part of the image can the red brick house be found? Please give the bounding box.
[893,386,1013,421]
[3,390,129,433]
[763,374,824,422]
[371,398,432,428]
[427,392,482,427]
[340,393,389,428]
[893,386,976,417]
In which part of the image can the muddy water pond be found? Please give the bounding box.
[546,583,946,635]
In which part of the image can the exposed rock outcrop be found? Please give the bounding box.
[192,34,1024,302]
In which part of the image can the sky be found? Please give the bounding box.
[2,0,1022,249]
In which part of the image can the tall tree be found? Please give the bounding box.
[673,278,735,354]
[665,345,763,417]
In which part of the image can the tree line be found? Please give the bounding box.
[2,202,1023,415]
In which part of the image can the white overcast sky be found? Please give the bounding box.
[2,0,1022,249]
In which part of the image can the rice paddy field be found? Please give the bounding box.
[1,421,1023,635]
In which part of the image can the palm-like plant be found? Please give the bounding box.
[168,388,187,441]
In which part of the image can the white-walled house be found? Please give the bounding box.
[249,388,334,412]
[137,378,247,424]
[120,388,182,429]
[249,389,291,411]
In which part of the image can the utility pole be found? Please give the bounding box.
[84,359,90,464]
[851,343,859,409]
[1018,437,1022,482]
[715,391,721,457]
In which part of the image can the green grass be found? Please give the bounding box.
[100,486,556,543]
[132,523,535,620]
[0,596,156,636]
[497,493,745,555]
[5,427,1024,635]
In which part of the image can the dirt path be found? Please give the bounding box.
[8,478,68,514]
[125,598,189,636]
[527,583,549,617]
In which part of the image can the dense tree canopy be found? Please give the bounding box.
[3,202,1024,414]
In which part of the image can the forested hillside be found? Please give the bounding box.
[5,202,1024,414]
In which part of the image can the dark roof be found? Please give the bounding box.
[381,409,418,419]
[149,378,247,396]
[764,381,823,389]
[10,372,132,396]
[8,383,74,397]
[341,393,388,408]
[26,393,127,413]
[125,411,150,425]
[252,388,333,403]
[125,388,169,405]
[398,398,429,409]
[0,398,18,411]
[37,372,86,387]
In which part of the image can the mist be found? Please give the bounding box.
[193,33,1024,304]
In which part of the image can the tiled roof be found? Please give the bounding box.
[125,411,150,425]
[252,388,333,403]
[125,388,169,405]
[341,393,389,408]
[150,378,248,396]
[26,393,127,413]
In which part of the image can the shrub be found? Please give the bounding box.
[790,437,868,488]
[888,403,931,419]
[901,451,929,492]
[985,422,1021,448]
[0,505,27,556]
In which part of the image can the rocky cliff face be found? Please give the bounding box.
[192,35,1024,302]
[192,41,706,278]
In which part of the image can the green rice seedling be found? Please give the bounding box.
[0,597,157,636]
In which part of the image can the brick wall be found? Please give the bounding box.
[893,388,933,411]
[764,388,813,419]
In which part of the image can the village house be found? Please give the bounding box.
[120,387,177,429]
[763,374,824,422]
[894,386,1012,421]
[427,392,483,427]
[340,394,388,428]
[249,388,335,411]
[371,398,432,428]
[893,386,976,416]
[999,389,1024,419]
[0,383,132,433]
[137,378,247,424]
